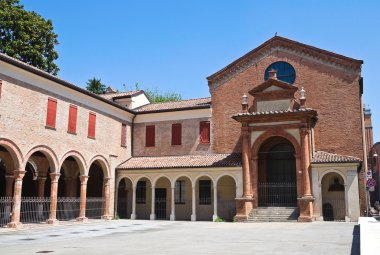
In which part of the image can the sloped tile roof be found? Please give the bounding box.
[233,108,315,117]
[312,151,361,164]
[134,97,211,113]
[99,90,143,100]
[117,153,242,170]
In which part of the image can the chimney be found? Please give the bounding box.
[268,69,277,80]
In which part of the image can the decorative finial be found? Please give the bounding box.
[268,69,277,80]
[242,93,248,113]
[300,87,306,108]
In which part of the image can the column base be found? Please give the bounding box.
[101,215,113,220]
[234,196,255,222]
[212,215,218,221]
[47,218,59,225]
[130,214,136,220]
[170,214,175,221]
[297,196,315,222]
[150,213,156,220]
[76,216,88,222]
[191,214,196,221]
[7,221,22,228]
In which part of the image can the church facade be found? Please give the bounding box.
[0,36,368,227]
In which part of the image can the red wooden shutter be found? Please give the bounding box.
[146,125,155,147]
[0,80,2,98]
[46,98,57,128]
[121,123,127,146]
[200,121,210,144]
[88,112,96,138]
[172,123,182,145]
[68,105,78,134]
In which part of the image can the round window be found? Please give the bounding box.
[264,61,296,84]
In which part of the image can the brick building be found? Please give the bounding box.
[0,36,370,227]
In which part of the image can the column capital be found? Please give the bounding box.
[13,170,25,180]
[241,125,249,135]
[300,127,311,136]
[79,175,89,183]
[5,174,14,180]
[50,173,61,182]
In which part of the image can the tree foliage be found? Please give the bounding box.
[0,0,59,74]
[86,77,106,94]
[133,83,181,103]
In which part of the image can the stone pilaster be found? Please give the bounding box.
[102,177,112,220]
[77,175,89,222]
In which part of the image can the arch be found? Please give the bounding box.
[153,175,173,188]
[60,150,87,176]
[320,171,346,221]
[88,155,110,178]
[216,175,237,221]
[319,169,346,185]
[26,159,38,178]
[117,177,133,219]
[24,145,59,173]
[173,175,194,189]
[0,138,23,169]
[194,174,215,187]
[135,175,153,187]
[117,176,134,189]
[252,129,301,158]
[215,174,238,186]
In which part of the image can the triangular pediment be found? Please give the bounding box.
[249,78,297,96]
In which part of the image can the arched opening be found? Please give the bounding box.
[0,144,18,226]
[117,178,133,219]
[154,177,171,220]
[217,176,236,222]
[20,151,54,224]
[57,156,82,221]
[135,177,152,220]
[321,172,345,221]
[196,176,214,221]
[258,136,297,207]
[87,161,105,219]
[174,176,192,221]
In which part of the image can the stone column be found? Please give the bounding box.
[191,185,196,221]
[298,128,314,222]
[8,169,25,228]
[131,184,136,220]
[170,187,175,221]
[212,183,218,221]
[37,177,47,197]
[242,125,251,197]
[77,175,89,222]
[47,173,60,224]
[150,186,156,220]
[102,177,112,220]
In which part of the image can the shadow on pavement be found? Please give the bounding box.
[350,224,360,255]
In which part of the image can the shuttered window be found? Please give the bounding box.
[46,98,57,129]
[146,125,155,147]
[121,123,127,147]
[88,112,96,138]
[0,80,2,98]
[67,105,77,134]
[171,123,182,145]
[199,121,210,144]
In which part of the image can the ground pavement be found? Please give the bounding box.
[0,220,359,255]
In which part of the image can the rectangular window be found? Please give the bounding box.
[171,123,182,145]
[88,112,96,138]
[199,121,210,144]
[136,181,146,204]
[0,80,2,98]
[67,105,78,134]
[46,97,57,129]
[146,125,155,147]
[121,123,127,147]
[199,180,211,205]
[175,180,186,204]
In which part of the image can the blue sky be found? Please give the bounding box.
[22,0,380,141]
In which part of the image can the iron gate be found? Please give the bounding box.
[0,197,13,227]
[155,188,167,219]
[258,182,297,207]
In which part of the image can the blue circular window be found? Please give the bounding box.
[264,61,296,84]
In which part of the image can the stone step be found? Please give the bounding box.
[246,207,299,222]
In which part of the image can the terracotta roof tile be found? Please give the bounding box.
[312,151,361,164]
[135,97,211,113]
[117,153,241,170]
[233,108,315,117]
[99,90,143,100]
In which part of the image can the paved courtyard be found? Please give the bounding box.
[0,220,359,255]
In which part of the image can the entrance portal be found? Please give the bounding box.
[258,137,297,207]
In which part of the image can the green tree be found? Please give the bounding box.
[132,83,181,103]
[86,77,106,94]
[0,0,60,75]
